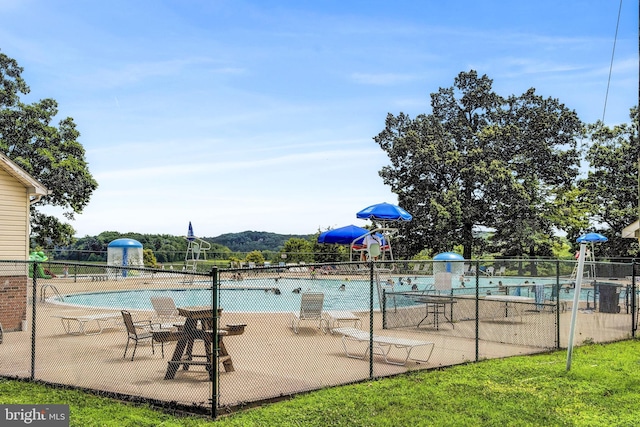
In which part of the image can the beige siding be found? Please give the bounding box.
[0,167,30,267]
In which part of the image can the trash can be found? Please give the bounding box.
[598,283,621,313]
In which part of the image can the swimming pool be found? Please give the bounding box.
[58,278,381,313]
[55,276,598,312]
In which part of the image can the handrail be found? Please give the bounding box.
[40,284,64,302]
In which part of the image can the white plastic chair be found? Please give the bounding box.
[291,292,324,333]
[150,296,185,327]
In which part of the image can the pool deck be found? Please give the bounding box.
[1,273,635,411]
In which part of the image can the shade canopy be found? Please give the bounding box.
[356,202,412,222]
[318,225,370,245]
[108,238,143,248]
[576,232,608,243]
[433,252,464,261]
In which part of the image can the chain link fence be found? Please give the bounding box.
[0,258,636,418]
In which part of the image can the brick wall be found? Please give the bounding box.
[0,275,27,331]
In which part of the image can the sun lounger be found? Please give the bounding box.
[52,312,121,336]
[333,327,435,366]
[322,311,362,333]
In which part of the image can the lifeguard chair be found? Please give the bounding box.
[184,222,211,276]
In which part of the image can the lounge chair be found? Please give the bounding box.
[333,327,435,366]
[412,263,422,274]
[150,296,185,327]
[421,263,432,275]
[322,310,362,333]
[52,312,121,336]
[121,310,164,360]
[291,292,324,333]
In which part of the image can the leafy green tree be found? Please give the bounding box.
[374,70,582,259]
[245,250,265,265]
[579,108,639,257]
[281,237,314,264]
[208,243,232,260]
[208,231,311,252]
[143,248,158,267]
[0,51,98,247]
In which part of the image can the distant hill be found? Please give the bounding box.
[205,230,313,252]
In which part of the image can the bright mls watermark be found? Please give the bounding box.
[1,405,69,426]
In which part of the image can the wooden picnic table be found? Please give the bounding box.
[163,307,245,380]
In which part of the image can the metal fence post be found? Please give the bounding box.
[556,260,561,349]
[30,261,37,380]
[632,260,637,338]
[368,260,374,379]
[474,260,479,362]
[211,266,219,419]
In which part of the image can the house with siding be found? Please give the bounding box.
[0,153,48,331]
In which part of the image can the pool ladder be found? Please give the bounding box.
[40,284,64,303]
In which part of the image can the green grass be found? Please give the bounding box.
[2,340,640,426]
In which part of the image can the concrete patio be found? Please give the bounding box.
[0,274,634,411]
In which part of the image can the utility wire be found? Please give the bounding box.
[602,0,624,122]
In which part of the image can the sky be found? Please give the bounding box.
[0,0,638,239]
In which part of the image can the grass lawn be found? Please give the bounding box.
[2,340,640,426]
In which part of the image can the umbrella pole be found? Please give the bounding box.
[566,242,587,371]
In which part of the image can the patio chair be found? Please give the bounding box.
[411,263,422,275]
[150,296,185,327]
[333,327,435,366]
[421,263,432,275]
[121,310,163,361]
[291,292,325,333]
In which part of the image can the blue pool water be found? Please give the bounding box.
[56,276,598,312]
[59,278,379,313]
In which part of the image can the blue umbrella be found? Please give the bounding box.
[576,232,608,243]
[356,202,412,221]
[187,221,195,242]
[567,231,607,371]
[318,225,370,245]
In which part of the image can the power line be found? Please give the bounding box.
[602,0,624,122]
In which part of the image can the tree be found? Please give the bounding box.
[143,248,158,267]
[281,237,314,264]
[374,70,582,259]
[0,51,97,248]
[245,250,265,265]
[579,108,639,257]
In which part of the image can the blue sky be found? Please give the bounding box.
[1,0,637,238]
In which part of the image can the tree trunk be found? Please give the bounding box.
[463,222,473,259]
[529,244,538,276]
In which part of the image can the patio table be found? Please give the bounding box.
[414,295,456,330]
[484,295,535,319]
